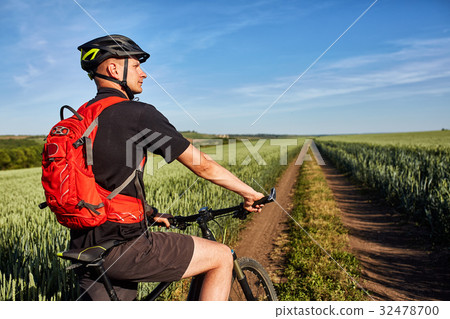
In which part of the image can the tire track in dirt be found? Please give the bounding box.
[233,153,450,301]
[321,162,450,301]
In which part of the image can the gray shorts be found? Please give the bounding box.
[77,232,195,300]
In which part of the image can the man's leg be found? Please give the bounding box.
[182,236,233,301]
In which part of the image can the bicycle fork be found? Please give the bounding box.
[232,250,256,301]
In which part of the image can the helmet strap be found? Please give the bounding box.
[121,58,135,100]
[91,58,134,100]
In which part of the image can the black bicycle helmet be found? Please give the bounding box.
[78,34,149,73]
[78,34,150,99]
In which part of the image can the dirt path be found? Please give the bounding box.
[233,155,450,300]
[321,163,450,301]
[232,158,299,283]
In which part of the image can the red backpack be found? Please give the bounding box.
[40,96,146,229]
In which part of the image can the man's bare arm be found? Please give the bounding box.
[177,144,264,212]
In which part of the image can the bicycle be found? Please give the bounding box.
[57,188,278,301]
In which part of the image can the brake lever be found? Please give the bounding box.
[234,209,250,220]
[170,216,189,230]
[231,204,250,220]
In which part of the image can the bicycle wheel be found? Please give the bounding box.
[229,257,278,301]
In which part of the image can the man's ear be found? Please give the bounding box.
[106,61,121,80]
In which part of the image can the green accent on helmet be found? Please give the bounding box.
[81,48,100,62]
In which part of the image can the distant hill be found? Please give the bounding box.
[180,131,301,141]
[180,131,222,140]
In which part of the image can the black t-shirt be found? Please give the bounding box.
[70,88,190,249]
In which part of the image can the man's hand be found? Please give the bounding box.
[151,212,173,228]
[147,207,173,228]
[243,191,265,213]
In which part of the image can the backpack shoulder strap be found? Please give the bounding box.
[78,96,128,118]
[74,96,128,165]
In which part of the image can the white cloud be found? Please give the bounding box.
[228,37,450,112]
[13,64,41,87]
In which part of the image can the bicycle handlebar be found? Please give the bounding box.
[150,188,276,229]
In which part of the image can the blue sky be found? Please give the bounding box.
[0,0,449,135]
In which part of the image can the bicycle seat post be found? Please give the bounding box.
[91,261,119,301]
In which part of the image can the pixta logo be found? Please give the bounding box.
[192,138,325,167]
[126,129,172,170]
[126,130,326,176]
[295,139,325,166]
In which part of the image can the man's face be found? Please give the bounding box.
[126,57,147,94]
[97,57,147,95]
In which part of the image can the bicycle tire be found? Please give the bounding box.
[229,257,278,301]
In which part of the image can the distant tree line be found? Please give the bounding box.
[0,138,43,170]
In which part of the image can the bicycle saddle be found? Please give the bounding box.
[57,240,123,264]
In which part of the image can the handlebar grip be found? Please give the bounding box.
[38,202,48,209]
[252,188,276,207]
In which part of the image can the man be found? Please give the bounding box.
[73,34,265,301]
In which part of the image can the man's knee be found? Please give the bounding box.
[204,241,233,269]
[216,242,233,269]
[184,237,233,278]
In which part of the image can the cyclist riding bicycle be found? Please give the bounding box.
[71,34,265,301]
